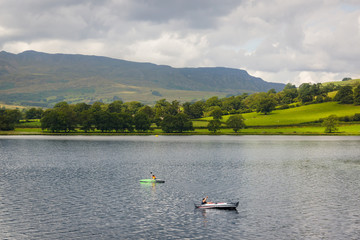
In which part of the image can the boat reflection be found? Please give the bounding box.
[139,182,157,193]
[195,207,239,227]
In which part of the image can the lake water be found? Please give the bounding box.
[0,135,359,239]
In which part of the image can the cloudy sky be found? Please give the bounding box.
[1,0,359,86]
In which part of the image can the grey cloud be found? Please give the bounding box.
[0,0,359,84]
[118,0,241,28]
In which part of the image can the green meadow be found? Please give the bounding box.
[201,102,360,126]
[195,102,360,135]
[242,102,360,126]
[5,101,360,135]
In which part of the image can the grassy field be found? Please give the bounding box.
[222,102,360,126]
[17,119,41,128]
[0,103,27,109]
[324,78,360,87]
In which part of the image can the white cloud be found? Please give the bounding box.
[0,0,359,84]
[125,32,209,67]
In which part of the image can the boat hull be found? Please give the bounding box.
[195,201,239,210]
[139,179,165,183]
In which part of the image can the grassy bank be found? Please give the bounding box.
[3,123,360,135]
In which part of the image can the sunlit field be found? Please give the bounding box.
[223,102,360,126]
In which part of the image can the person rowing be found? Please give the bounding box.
[150,172,156,180]
[201,196,213,205]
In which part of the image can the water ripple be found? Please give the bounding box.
[0,136,360,239]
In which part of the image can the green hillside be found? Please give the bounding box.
[214,102,360,126]
[243,102,360,126]
[0,50,284,107]
[324,78,360,87]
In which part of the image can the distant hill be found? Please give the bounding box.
[0,50,285,107]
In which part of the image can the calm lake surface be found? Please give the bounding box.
[0,135,359,239]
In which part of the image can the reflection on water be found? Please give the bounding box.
[195,208,239,228]
[0,135,359,239]
[140,182,157,195]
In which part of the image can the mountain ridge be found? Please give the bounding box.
[0,50,285,106]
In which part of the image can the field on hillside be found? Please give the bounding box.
[200,102,360,126]
[242,102,360,126]
[0,103,27,109]
[1,85,231,107]
[324,78,360,87]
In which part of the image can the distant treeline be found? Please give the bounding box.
[2,82,360,132]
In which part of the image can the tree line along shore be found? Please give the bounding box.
[2,81,360,135]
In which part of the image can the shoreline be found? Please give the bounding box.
[1,127,360,136]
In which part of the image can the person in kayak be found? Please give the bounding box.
[202,196,213,205]
[152,174,156,180]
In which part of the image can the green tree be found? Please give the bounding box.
[73,103,90,113]
[137,105,155,120]
[321,83,337,93]
[315,95,324,103]
[119,112,134,132]
[221,95,245,113]
[207,119,221,133]
[173,113,194,133]
[183,102,192,117]
[243,92,262,111]
[25,108,43,119]
[353,85,360,105]
[53,101,69,109]
[110,112,133,132]
[334,86,353,104]
[78,109,94,132]
[124,101,143,115]
[210,106,223,120]
[74,103,92,132]
[310,83,322,97]
[41,103,76,132]
[256,95,277,115]
[280,83,298,104]
[0,109,21,130]
[226,114,246,132]
[322,115,339,133]
[91,101,104,112]
[205,96,222,108]
[183,101,205,119]
[134,112,151,132]
[267,89,276,94]
[108,100,124,113]
[93,110,111,132]
[298,83,314,103]
[41,109,66,132]
[6,109,22,123]
[160,114,176,133]
[110,112,123,132]
[167,100,180,116]
[161,113,194,133]
[58,102,77,132]
[154,99,171,119]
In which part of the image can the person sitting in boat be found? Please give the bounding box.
[152,174,156,180]
[202,196,213,205]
